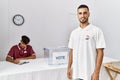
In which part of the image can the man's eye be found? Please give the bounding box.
[84,12,87,14]
[79,13,82,14]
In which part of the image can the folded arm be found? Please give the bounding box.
[6,54,36,64]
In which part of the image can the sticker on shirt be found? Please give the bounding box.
[24,51,27,54]
[85,35,90,40]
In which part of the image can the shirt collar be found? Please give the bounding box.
[78,24,91,31]
[17,43,27,50]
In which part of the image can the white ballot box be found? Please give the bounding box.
[43,47,69,65]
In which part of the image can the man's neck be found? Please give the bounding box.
[80,22,89,29]
[19,43,26,49]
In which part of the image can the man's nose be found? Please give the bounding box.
[81,14,85,17]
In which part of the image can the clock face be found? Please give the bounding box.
[13,14,24,26]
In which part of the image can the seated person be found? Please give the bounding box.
[6,35,36,64]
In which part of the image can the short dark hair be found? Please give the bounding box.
[21,35,30,44]
[77,4,89,11]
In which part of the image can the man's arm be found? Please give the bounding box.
[6,56,15,63]
[6,56,21,64]
[91,48,104,80]
[14,54,36,64]
[23,54,36,59]
[67,49,73,79]
[95,48,104,74]
[6,54,36,64]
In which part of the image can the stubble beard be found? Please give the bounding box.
[79,18,88,24]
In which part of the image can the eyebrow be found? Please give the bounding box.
[78,12,88,14]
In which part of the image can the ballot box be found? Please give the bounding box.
[43,47,69,65]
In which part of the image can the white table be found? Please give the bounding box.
[0,58,68,80]
[0,57,119,80]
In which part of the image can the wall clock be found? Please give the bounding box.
[13,14,25,26]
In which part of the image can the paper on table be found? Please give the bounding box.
[19,60,29,65]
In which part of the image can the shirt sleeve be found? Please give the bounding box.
[7,46,14,59]
[68,32,74,49]
[29,46,35,55]
[95,28,106,49]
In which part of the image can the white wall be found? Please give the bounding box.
[0,0,120,60]
[0,0,9,60]
[0,0,75,60]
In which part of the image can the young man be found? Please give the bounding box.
[67,4,106,80]
[6,35,36,64]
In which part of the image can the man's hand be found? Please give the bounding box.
[91,72,99,80]
[67,68,72,79]
[13,58,25,64]
[13,58,21,64]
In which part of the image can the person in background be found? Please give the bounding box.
[67,4,106,80]
[6,35,36,64]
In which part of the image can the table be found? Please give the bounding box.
[0,58,68,80]
[0,57,119,80]
[103,61,120,80]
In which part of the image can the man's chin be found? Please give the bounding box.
[80,21,87,24]
[80,20,87,23]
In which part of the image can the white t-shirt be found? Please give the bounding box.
[68,24,106,80]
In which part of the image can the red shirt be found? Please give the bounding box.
[7,44,35,59]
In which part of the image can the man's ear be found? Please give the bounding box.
[88,12,90,17]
